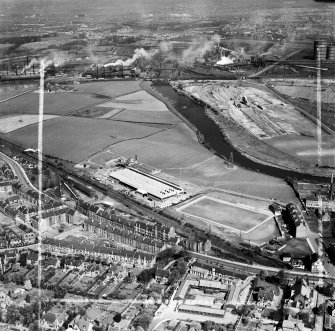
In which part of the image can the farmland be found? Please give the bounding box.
[0,91,108,116]
[1,116,165,162]
[177,196,272,232]
[97,90,170,112]
[0,114,58,133]
[0,83,37,101]
[0,80,299,202]
[75,80,141,98]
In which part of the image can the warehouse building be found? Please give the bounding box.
[110,167,184,205]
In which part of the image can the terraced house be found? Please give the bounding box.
[84,218,165,254]
[42,238,156,267]
[77,199,176,241]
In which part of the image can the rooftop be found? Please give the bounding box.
[109,167,182,200]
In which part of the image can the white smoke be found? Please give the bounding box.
[216,56,234,65]
[86,45,101,65]
[21,51,68,74]
[159,41,173,53]
[103,48,158,67]
[181,34,221,65]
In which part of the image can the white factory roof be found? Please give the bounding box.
[110,167,183,200]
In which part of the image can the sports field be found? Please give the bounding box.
[177,196,272,232]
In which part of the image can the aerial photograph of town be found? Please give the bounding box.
[0,0,335,330]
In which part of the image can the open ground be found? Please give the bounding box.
[0,83,37,102]
[0,114,58,133]
[267,134,335,167]
[1,116,166,162]
[0,91,108,116]
[265,78,335,104]
[181,81,315,139]
[177,195,272,232]
[0,80,299,202]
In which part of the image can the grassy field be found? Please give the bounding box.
[270,81,334,104]
[76,80,141,98]
[0,83,37,101]
[242,218,280,244]
[279,238,313,257]
[178,196,270,232]
[1,116,165,162]
[106,122,298,202]
[111,109,181,124]
[267,134,335,167]
[0,114,58,133]
[98,90,169,112]
[0,92,107,116]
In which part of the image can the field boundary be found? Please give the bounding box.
[177,195,273,233]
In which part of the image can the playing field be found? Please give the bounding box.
[241,218,280,244]
[177,196,271,232]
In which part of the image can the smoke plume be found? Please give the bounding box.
[181,34,221,65]
[216,56,234,65]
[103,48,158,67]
[21,50,68,74]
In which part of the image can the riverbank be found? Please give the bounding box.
[169,81,331,180]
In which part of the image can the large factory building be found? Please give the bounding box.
[110,167,184,207]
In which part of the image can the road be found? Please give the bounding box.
[188,251,335,282]
[0,151,36,190]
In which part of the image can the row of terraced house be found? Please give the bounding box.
[42,238,156,267]
[77,199,176,244]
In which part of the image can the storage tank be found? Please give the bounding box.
[314,40,327,60]
[327,44,335,61]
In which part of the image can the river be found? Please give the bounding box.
[153,82,328,183]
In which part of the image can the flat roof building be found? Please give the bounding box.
[110,167,183,201]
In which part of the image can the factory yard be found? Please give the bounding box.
[177,195,272,232]
[0,114,58,133]
[180,80,315,139]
